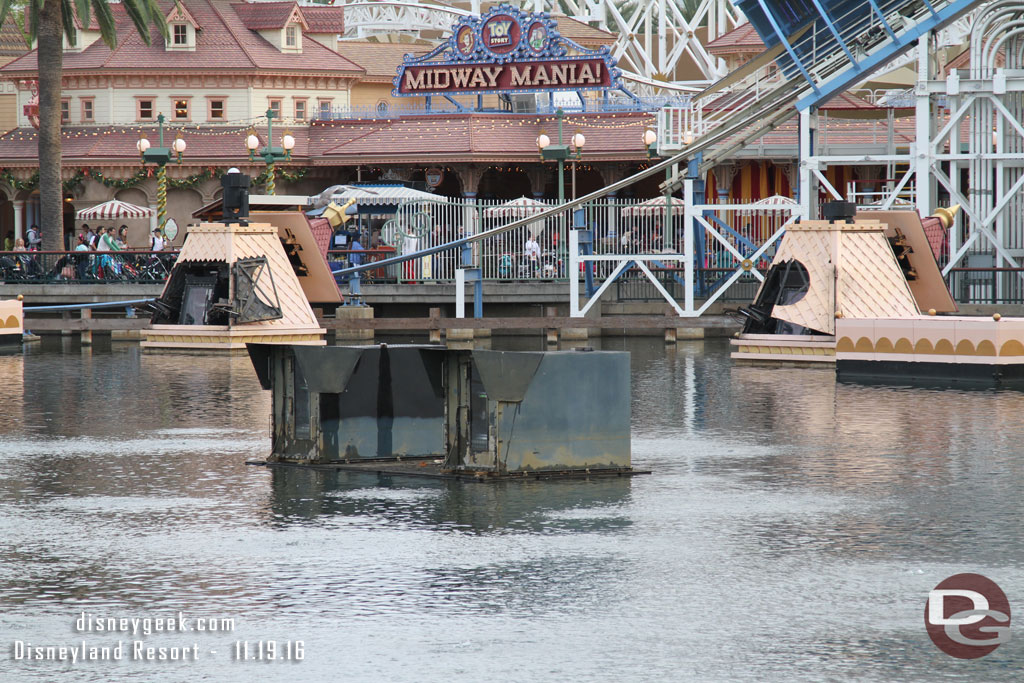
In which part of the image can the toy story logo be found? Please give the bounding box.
[394,4,620,97]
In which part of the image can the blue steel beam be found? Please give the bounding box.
[754,0,821,94]
[795,0,981,111]
[866,0,899,42]
[807,0,858,66]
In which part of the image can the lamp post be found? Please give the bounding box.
[246,108,295,195]
[645,128,676,252]
[136,113,186,234]
[535,108,582,205]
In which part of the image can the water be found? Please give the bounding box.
[1,337,1022,681]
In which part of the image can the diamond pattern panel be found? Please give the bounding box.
[772,231,836,335]
[838,232,918,320]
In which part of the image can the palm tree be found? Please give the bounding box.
[0,0,167,251]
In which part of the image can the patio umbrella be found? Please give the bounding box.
[620,196,683,218]
[76,199,153,220]
[483,197,548,237]
[752,194,798,209]
[482,196,547,218]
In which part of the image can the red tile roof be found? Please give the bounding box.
[309,112,657,163]
[945,47,1003,74]
[0,17,28,58]
[0,124,312,164]
[231,2,306,31]
[335,41,431,81]
[706,23,765,56]
[0,0,362,75]
[552,15,616,48]
[300,6,345,34]
[0,112,941,170]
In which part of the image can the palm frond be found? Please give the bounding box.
[61,0,76,45]
[117,0,151,46]
[142,0,169,43]
[88,0,116,47]
[73,0,90,37]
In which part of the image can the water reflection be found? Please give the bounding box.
[1,338,1022,681]
[266,467,635,535]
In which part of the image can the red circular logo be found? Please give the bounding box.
[456,26,474,56]
[925,573,1011,659]
[482,15,520,54]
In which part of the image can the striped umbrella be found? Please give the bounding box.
[482,197,548,218]
[483,197,548,237]
[76,199,153,220]
[620,196,683,218]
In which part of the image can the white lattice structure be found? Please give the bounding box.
[335,0,745,87]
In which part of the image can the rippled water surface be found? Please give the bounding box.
[1,337,1022,681]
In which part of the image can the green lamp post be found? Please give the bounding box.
[246,109,295,195]
[136,113,186,234]
[535,108,584,204]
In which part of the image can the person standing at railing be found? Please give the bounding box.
[524,235,540,277]
[74,234,90,280]
[83,224,98,248]
[3,230,12,251]
[26,224,41,251]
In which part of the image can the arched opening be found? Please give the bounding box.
[542,164,605,200]
[617,163,669,199]
[114,188,155,249]
[62,195,76,250]
[477,166,532,200]
[166,188,204,247]
[0,195,13,249]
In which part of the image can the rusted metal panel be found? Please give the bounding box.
[470,350,631,473]
[471,350,543,402]
[291,346,362,393]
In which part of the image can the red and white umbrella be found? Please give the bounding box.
[482,196,548,218]
[76,199,153,220]
[752,195,798,210]
[483,197,548,237]
[620,196,684,218]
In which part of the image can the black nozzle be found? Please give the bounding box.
[221,171,251,222]
[821,201,856,224]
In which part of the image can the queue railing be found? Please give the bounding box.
[0,250,179,284]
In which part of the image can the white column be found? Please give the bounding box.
[569,228,580,317]
[455,269,466,319]
[799,108,816,220]
[149,204,158,237]
[684,179,695,314]
[915,33,932,214]
[12,199,24,242]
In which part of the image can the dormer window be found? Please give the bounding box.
[285,26,297,48]
[164,5,199,51]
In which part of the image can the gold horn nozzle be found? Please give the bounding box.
[931,204,960,229]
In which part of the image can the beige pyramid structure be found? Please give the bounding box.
[732,209,957,364]
[142,221,328,352]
